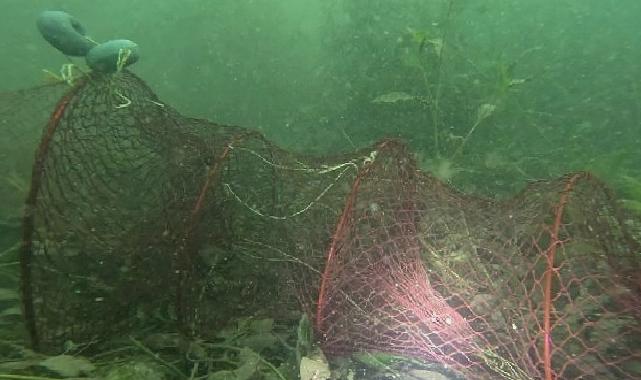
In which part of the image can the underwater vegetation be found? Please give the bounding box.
[0,1,640,379]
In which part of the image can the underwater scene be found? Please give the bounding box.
[0,1,640,379]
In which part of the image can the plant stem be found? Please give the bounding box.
[431,0,455,158]
[129,336,187,379]
[450,118,482,160]
[207,344,287,380]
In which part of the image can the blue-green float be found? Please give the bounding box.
[36,10,95,56]
[37,10,140,73]
[86,39,140,73]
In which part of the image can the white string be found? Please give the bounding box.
[228,144,377,174]
[223,146,378,220]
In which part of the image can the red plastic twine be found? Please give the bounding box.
[542,172,584,380]
[20,81,85,350]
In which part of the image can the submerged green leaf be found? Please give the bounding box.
[0,306,22,318]
[40,354,96,377]
[104,360,167,380]
[372,91,418,104]
[426,38,444,57]
[0,288,19,301]
[300,353,330,380]
[235,347,261,380]
[476,103,496,122]
[208,369,237,380]
[296,314,312,358]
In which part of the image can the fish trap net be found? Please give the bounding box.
[6,70,640,379]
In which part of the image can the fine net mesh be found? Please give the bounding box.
[7,71,641,379]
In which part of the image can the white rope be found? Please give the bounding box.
[223,146,378,220]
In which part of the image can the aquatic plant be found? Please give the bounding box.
[369,0,539,185]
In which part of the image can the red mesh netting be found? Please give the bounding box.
[5,71,640,379]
